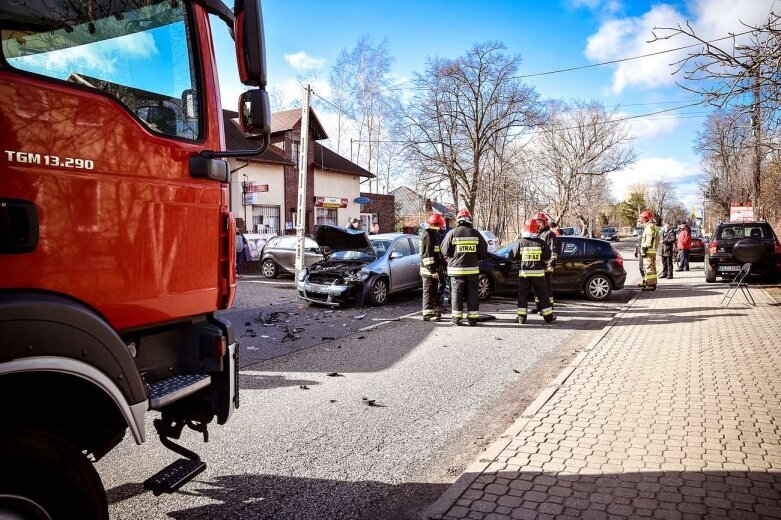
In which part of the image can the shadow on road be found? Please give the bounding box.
[106,469,781,519]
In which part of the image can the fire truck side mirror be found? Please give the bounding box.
[234,0,267,88]
[238,89,270,139]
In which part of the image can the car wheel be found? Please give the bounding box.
[477,273,492,301]
[705,262,717,283]
[261,259,278,279]
[0,429,109,520]
[584,273,612,301]
[368,276,389,306]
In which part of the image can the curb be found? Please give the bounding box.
[425,294,640,520]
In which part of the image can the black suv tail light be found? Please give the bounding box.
[709,240,718,255]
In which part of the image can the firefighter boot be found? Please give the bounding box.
[544,314,557,324]
[468,319,478,327]
[452,318,462,326]
[516,315,527,324]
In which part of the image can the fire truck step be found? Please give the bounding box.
[143,458,206,495]
[148,374,211,409]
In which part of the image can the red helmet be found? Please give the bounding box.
[533,211,549,227]
[524,218,540,235]
[639,210,654,223]
[456,208,472,223]
[426,213,446,228]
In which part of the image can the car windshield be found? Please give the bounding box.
[602,228,616,233]
[370,239,392,256]
[496,243,515,258]
[328,250,375,261]
[561,228,575,235]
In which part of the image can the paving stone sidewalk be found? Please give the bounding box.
[428,271,781,519]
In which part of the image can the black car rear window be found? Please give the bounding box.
[716,224,772,240]
[585,241,603,257]
[560,240,582,257]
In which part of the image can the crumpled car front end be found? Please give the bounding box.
[297,225,377,306]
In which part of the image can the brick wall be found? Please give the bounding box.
[360,192,396,233]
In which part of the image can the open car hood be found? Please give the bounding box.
[314,225,376,258]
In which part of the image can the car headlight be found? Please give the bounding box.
[348,270,371,282]
[298,268,308,281]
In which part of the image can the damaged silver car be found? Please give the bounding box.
[297,226,422,307]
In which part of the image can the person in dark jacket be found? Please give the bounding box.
[659,221,676,279]
[534,211,557,311]
[420,213,446,321]
[441,208,488,326]
[511,218,555,324]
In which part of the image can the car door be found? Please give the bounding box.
[553,238,583,291]
[408,237,422,289]
[303,237,323,267]
[275,237,297,272]
[388,237,416,291]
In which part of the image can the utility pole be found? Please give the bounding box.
[294,84,311,280]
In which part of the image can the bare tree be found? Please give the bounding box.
[696,109,754,215]
[648,180,676,222]
[403,42,541,214]
[651,12,781,206]
[533,100,636,225]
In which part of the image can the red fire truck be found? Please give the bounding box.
[0,0,270,517]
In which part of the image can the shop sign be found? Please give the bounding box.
[315,196,348,209]
[354,196,371,205]
[244,182,269,193]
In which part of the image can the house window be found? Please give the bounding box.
[315,208,338,226]
[252,205,281,234]
[291,141,300,168]
[361,213,378,232]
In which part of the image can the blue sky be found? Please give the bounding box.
[212,0,776,214]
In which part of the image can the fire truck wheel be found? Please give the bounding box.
[0,428,109,520]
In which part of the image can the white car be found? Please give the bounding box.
[479,230,499,253]
[559,227,582,236]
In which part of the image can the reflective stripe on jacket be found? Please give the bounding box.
[511,236,551,278]
[441,223,488,277]
[641,222,659,255]
[420,227,443,277]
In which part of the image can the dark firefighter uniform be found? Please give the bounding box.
[441,222,488,325]
[537,225,557,310]
[512,235,555,323]
[420,226,444,320]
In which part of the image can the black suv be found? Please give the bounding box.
[705,221,781,282]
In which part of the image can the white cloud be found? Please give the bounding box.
[618,111,681,139]
[585,0,773,94]
[610,156,702,200]
[284,51,325,71]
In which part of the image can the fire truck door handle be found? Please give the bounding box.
[0,199,39,254]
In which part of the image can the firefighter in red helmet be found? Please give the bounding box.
[440,208,488,326]
[533,211,557,312]
[511,218,556,324]
[420,213,446,321]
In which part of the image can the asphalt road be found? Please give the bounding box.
[99,239,657,519]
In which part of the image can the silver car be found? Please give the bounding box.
[297,226,422,306]
[260,235,322,278]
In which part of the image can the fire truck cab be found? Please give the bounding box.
[0,0,270,517]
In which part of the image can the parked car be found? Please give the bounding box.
[600,227,620,242]
[479,230,499,253]
[260,235,322,278]
[632,226,643,237]
[477,236,626,301]
[704,221,781,283]
[559,226,582,236]
[690,228,705,262]
[297,226,422,306]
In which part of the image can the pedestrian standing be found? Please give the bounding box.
[659,221,676,279]
[235,229,246,276]
[512,218,555,324]
[676,221,692,272]
[441,209,488,326]
[534,211,557,311]
[347,217,362,231]
[420,214,446,321]
[639,210,659,291]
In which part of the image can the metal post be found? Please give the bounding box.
[294,85,311,280]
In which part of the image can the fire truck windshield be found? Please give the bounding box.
[1,0,201,140]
